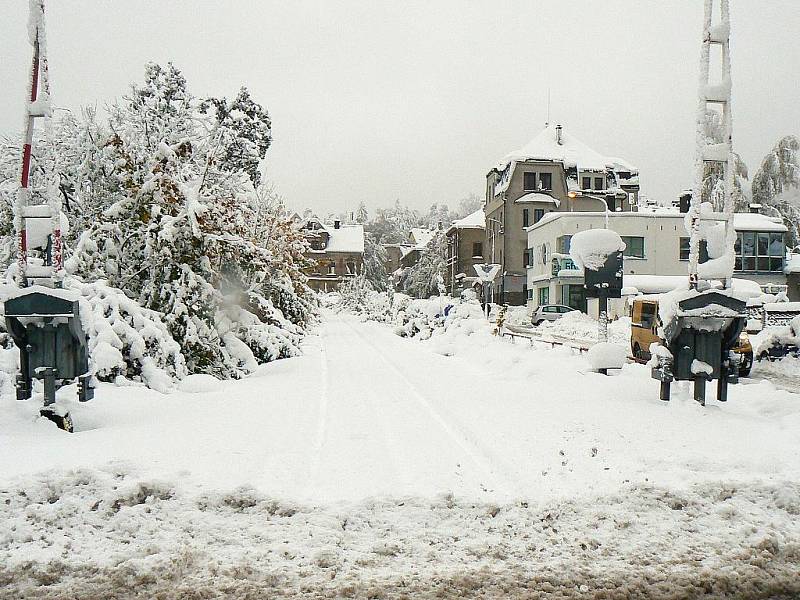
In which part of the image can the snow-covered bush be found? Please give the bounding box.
[72,279,186,391]
[332,275,391,322]
[0,276,186,392]
[587,342,628,371]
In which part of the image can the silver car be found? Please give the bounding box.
[531,304,576,325]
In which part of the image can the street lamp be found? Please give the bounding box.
[567,190,625,229]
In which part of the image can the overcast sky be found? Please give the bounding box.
[1,1,798,215]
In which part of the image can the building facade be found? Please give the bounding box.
[526,209,790,315]
[302,219,365,292]
[445,209,486,295]
[485,123,639,305]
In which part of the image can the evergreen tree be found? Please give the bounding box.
[752,135,800,246]
[402,230,448,298]
[63,62,311,377]
[362,232,388,291]
[199,87,272,187]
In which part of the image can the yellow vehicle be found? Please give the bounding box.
[630,298,753,376]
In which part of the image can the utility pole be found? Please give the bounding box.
[688,0,735,290]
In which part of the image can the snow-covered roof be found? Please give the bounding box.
[324,224,365,254]
[497,124,636,173]
[514,192,561,206]
[732,213,788,233]
[447,209,485,232]
[410,228,434,247]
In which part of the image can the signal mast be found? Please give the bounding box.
[687,0,736,290]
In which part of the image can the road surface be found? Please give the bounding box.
[2,312,800,599]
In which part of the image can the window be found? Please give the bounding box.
[582,177,591,190]
[523,250,531,267]
[594,177,604,190]
[557,235,572,254]
[639,302,657,329]
[527,288,533,300]
[346,261,356,275]
[327,262,336,275]
[472,241,483,258]
[621,236,645,259]
[539,172,552,191]
[538,287,549,306]
[523,172,537,191]
[534,208,545,224]
[736,231,784,272]
[523,208,530,228]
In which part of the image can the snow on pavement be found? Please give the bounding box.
[2,312,800,598]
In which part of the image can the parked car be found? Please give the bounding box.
[755,316,800,362]
[630,298,753,376]
[531,304,576,326]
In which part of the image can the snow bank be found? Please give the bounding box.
[569,229,625,271]
[588,342,628,370]
[538,310,631,346]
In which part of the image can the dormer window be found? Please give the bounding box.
[523,172,537,191]
[539,172,552,191]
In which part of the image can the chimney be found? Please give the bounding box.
[334,220,341,229]
[555,124,563,145]
[749,203,762,214]
[679,192,691,213]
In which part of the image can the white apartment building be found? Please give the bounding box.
[526,209,790,315]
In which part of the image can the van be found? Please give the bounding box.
[630,297,753,376]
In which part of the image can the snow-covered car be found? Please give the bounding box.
[755,316,800,362]
[531,304,576,325]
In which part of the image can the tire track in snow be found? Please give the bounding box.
[305,328,330,496]
[342,318,519,498]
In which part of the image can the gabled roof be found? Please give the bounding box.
[496,124,638,173]
[324,224,365,254]
[409,228,434,247]
[447,209,485,233]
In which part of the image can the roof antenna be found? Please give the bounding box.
[545,88,551,128]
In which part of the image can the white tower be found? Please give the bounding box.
[688,0,735,290]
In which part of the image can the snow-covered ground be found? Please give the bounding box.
[2,311,800,598]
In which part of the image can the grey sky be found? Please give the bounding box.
[1,1,798,216]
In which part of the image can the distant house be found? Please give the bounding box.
[396,227,435,270]
[301,218,365,292]
[445,209,486,295]
[485,123,639,305]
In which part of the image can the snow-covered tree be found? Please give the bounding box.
[368,199,423,243]
[455,192,483,218]
[355,201,369,224]
[402,230,448,298]
[199,87,272,187]
[700,109,749,212]
[752,135,800,246]
[362,232,388,291]
[58,62,312,378]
